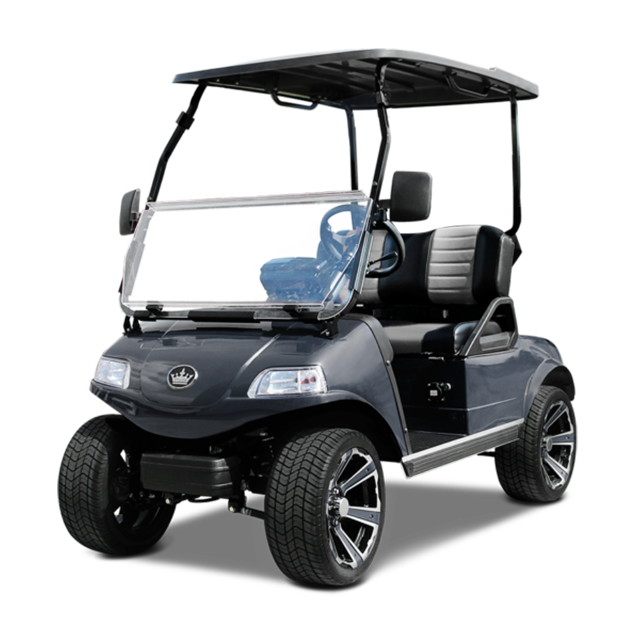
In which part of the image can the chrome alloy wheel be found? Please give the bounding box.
[326,448,382,569]
[541,400,576,490]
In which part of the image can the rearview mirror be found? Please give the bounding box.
[119,189,141,235]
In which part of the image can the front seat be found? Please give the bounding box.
[359,171,517,356]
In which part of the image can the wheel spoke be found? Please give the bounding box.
[332,525,364,568]
[339,459,377,494]
[541,463,556,489]
[331,449,354,490]
[550,430,575,446]
[544,402,568,431]
[116,503,141,528]
[323,442,383,574]
[345,505,381,528]
[543,453,569,483]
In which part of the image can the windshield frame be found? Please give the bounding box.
[120,190,373,322]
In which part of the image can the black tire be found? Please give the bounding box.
[495,386,576,502]
[265,428,385,586]
[58,415,175,555]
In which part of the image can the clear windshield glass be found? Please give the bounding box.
[121,191,371,320]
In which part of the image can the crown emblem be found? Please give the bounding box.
[171,369,193,385]
[167,365,198,390]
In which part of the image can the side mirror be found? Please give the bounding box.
[119,189,141,243]
[389,172,432,222]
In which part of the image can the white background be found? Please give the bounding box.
[2,8,625,625]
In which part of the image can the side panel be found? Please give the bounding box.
[465,335,568,433]
[392,335,569,436]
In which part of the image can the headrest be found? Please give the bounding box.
[390,171,432,222]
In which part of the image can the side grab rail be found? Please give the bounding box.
[458,296,518,357]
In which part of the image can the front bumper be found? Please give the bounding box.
[140,452,241,497]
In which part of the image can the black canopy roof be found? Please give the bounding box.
[152,50,529,233]
[174,49,538,110]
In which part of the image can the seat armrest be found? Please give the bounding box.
[457,297,518,357]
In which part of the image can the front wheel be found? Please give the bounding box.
[58,415,175,555]
[265,428,385,586]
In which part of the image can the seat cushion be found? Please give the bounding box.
[381,319,502,355]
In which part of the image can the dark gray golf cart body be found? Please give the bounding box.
[95,49,574,488]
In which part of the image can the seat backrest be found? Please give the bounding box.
[361,225,514,308]
[359,171,431,304]
[359,172,515,311]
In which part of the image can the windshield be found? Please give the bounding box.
[121,191,372,320]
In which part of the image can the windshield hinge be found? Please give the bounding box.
[146,304,163,314]
[320,317,339,339]
[133,304,163,322]
[372,206,388,223]
[123,315,142,336]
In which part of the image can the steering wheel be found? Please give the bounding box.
[366,220,406,278]
[319,204,363,261]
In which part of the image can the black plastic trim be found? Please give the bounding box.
[140,453,241,497]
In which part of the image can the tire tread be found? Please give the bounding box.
[58,416,173,555]
[265,428,381,586]
[495,386,574,502]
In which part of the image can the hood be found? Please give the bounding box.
[138,322,279,407]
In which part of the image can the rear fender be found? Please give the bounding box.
[524,363,575,418]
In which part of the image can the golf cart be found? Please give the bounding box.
[58,50,576,586]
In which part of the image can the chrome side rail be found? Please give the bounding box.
[457,296,518,357]
[401,419,524,478]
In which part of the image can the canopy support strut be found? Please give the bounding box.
[369,61,391,205]
[148,84,207,203]
[507,93,522,237]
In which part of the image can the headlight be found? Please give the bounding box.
[94,357,131,389]
[248,366,327,398]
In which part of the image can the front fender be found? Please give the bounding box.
[92,318,408,453]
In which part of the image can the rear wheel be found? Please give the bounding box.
[496,386,576,502]
[265,428,384,586]
[58,415,175,555]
